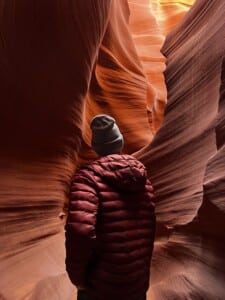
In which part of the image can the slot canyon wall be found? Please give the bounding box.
[136,0,225,299]
[0,0,225,299]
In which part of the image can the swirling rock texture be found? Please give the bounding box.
[128,0,196,132]
[137,0,225,299]
[80,0,153,164]
[1,1,225,300]
[0,1,112,299]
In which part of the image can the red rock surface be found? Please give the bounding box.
[137,1,225,299]
[1,0,225,299]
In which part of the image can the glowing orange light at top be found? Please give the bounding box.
[128,0,195,132]
[149,0,196,35]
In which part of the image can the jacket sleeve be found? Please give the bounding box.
[65,169,98,288]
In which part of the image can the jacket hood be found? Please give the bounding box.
[88,154,147,192]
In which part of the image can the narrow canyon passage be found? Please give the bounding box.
[0,1,225,299]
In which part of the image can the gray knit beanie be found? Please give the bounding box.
[90,114,124,156]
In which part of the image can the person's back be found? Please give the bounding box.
[65,115,156,300]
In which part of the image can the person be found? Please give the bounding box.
[65,114,156,300]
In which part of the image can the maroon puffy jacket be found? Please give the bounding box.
[65,154,155,300]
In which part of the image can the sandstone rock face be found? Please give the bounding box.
[0,1,112,299]
[1,0,225,299]
[136,1,225,299]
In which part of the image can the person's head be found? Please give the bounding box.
[90,114,124,156]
